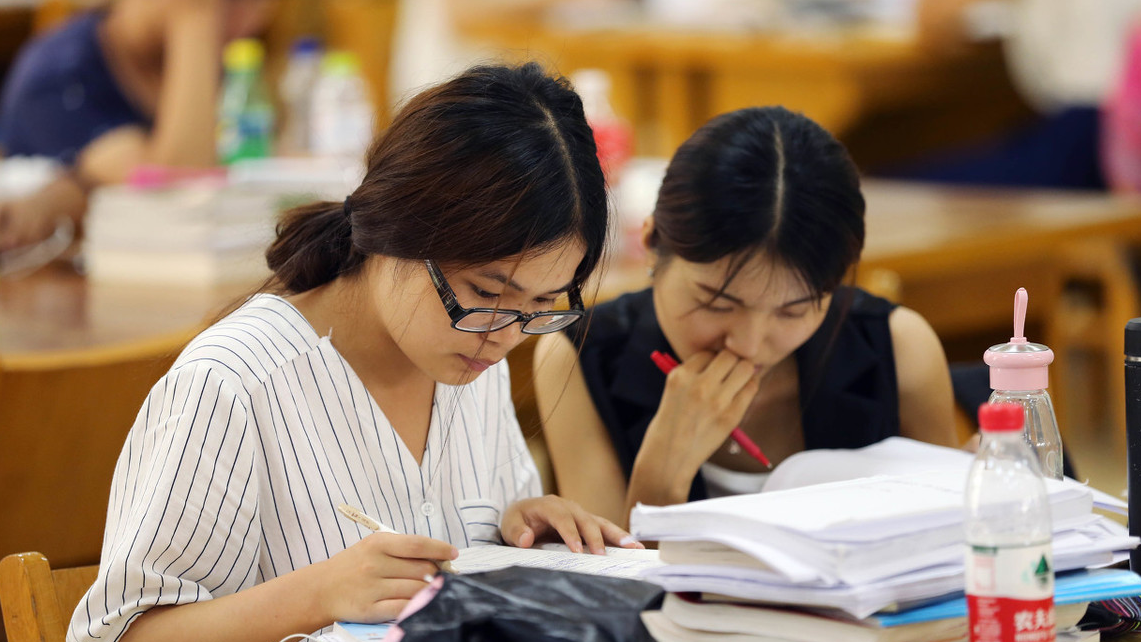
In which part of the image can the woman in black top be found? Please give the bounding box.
[533,107,958,527]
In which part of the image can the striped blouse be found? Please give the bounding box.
[67,294,541,642]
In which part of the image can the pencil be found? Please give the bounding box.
[650,350,773,469]
[336,503,457,573]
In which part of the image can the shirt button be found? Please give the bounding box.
[420,502,435,517]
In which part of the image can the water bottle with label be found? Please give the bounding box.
[217,39,275,165]
[309,51,375,161]
[966,401,1055,642]
[984,287,1064,479]
[277,37,322,156]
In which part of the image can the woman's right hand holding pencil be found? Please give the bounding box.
[631,350,761,504]
[308,532,458,623]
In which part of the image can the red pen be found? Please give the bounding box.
[650,350,773,469]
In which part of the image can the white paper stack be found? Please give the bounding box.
[630,438,1138,618]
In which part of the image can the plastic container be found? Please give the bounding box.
[217,39,275,165]
[965,401,1055,642]
[309,51,375,161]
[983,287,1064,480]
[571,69,636,257]
[571,68,633,181]
[277,37,323,156]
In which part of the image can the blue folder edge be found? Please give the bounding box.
[873,569,1141,627]
[333,621,393,640]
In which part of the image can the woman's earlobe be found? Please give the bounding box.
[641,217,660,278]
[640,216,655,250]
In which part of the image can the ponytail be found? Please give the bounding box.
[265,200,366,293]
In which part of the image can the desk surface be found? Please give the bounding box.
[5,181,1141,359]
[0,262,251,361]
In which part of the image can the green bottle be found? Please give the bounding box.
[217,39,275,165]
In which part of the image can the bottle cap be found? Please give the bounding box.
[224,39,265,72]
[1127,318,1141,359]
[290,36,322,56]
[321,51,362,76]
[978,402,1025,433]
[983,287,1053,390]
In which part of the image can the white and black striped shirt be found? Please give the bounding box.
[67,294,541,642]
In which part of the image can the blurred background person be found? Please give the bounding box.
[0,0,278,252]
[882,0,1141,190]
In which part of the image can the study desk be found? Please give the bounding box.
[462,19,1026,162]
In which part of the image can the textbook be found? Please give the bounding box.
[83,158,355,287]
[640,600,1089,642]
[640,568,1141,642]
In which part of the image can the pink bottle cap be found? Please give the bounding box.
[983,287,1054,391]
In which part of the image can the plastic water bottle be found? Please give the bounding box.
[310,51,375,161]
[984,287,1064,479]
[217,39,275,165]
[570,69,636,256]
[966,402,1055,642]
[1125,319,1141,572]
[571,68,633,181]
[277,37,322,156]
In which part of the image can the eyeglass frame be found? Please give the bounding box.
[423,259,585,334]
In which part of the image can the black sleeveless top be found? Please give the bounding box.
[566,286,901,501]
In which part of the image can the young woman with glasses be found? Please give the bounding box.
[533,106,959,529]
[68,62,632,642]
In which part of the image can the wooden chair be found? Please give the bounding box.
[0,333,189,569]
[0,553,98,642]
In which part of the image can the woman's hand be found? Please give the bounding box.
[307,532,458,623]
[0,175,86,252]
[641,350,762,480]
[501,495,644,555]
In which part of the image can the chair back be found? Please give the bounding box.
[0,552,98,642]
[0,334,186,568]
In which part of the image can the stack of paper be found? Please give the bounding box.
[83,158,358,287]
[630,438,1139,619]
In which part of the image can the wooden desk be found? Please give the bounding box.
[463,20,1026,163]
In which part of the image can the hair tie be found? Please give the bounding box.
[342,199,353,220]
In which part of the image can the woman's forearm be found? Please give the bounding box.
[119,563,331,642]
[147,2,222,167]
[622,435,702,529]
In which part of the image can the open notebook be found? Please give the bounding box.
[450,542,662,579]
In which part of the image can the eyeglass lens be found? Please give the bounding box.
[454,311,579,334]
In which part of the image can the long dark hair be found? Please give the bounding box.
[266,62,608,293]
[649,106,864,300]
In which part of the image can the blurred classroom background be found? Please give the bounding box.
[3,0,1141,598]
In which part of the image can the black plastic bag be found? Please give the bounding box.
[394,566,665,642]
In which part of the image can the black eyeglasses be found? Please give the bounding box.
[424,260,584,334]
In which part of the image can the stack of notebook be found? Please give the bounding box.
[641,570,1131,642]
[83,158,358,287]
[629,438,1141,640]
